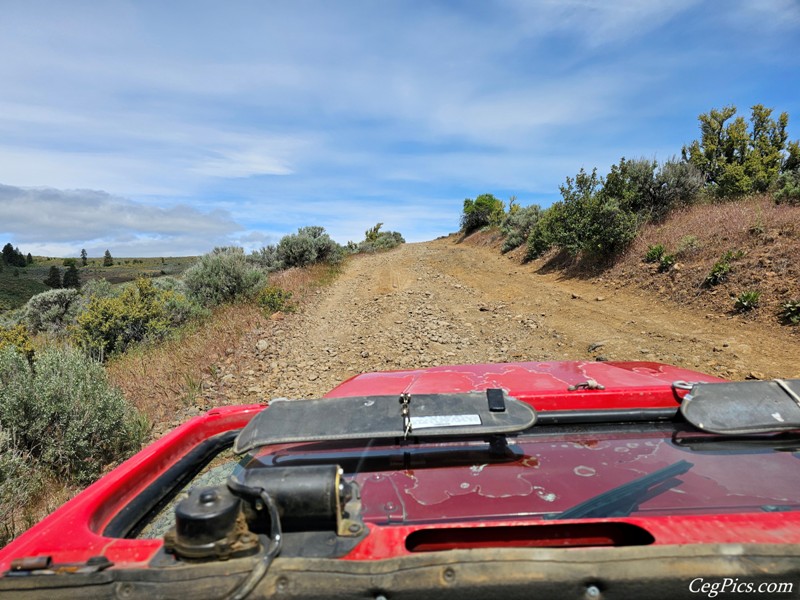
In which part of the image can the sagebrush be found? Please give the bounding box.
[0,345,148,485]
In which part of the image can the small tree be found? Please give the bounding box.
[461,194,505,234]
[26,253,33,265]
[44,266,62,288]
[1,243,13,265]
[682,104,793,197]
[103,250,113,267]
[80,249,88,267]
[62,264,81,289]
[365,223,383,243]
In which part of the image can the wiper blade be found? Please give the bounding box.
[546,459,693,520]
[673,431,800,453]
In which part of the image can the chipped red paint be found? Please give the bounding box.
[0,361,792,576]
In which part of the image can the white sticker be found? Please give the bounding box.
[411,414,482,429]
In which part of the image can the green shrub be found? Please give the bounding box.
[658,254,676,272]
[248,245,283,272]
[75,278,175,359]
[184,247,266,307]
[461,194,505,234]
[602,157,659,217]
[644,244,666,263]
[704,251,743,287]
[653,159,704,212]
[580,197,640,260]
[774,168,800,205]
[80,277,115,299]
[257,285,295,314]
[524,207,558,260]
[501,205,541,253]
[364,223,383,242]
[0,426,43,545]
[546,168,639,261]
[734,290,761,312]
[357,230,405,253]
[0,346,148,485]
[276,226,343,268]
[722,249,745,262]
[676,235,701,258]
[704,260,731,286]
[780,299,800,325]
[0,324,35,362]
[22,288,80,335]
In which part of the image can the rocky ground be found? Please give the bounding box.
[161,238,799,430]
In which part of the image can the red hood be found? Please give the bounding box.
[325,361,723,410]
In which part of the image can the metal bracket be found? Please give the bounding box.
[399,393,412,439]
[568,379,605,391]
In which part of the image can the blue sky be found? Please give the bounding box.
[1,0,799,257]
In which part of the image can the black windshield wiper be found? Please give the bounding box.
[672,431,800,453]
[545,459,694,520]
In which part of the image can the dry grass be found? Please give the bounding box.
[610,195,800,326]
[107,260,345,426]
[107,303,267,424]
[269,261,343,300]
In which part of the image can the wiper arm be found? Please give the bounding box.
[673,431,800,453]
[545,459,693,520]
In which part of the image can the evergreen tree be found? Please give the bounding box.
[26,253,33,265]
[682,104,793,197]
[2,243,15,265]
[62,264,81,289]
[44,266,62,288]
[80,249,88,267]
[103,250,113,267]
[12,246,25,267]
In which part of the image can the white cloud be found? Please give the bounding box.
[503,0,700,47]
[0,184,243,256]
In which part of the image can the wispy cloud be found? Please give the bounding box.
[0,184,242,256]
[0,1,797,257]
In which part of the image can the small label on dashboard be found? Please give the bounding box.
[411,414,482,429]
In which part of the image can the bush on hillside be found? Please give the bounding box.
[654,159,705,213]
[0,345,148,485]
[75,278,187,359]
[0,324,35,362]
[257,285,295,314]
[775,168,800,205]
[276,226,343,268]
[524,206,559,261]
[22,288,81,335]
[248,245,283,272]
[461,194,505,234]
[522,168,640,263]
[357,229,405,253]
[501,205,541,253]
[184,247,266,307]
[0,426,43,545]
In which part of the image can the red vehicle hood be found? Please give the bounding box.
[325,360,723,409]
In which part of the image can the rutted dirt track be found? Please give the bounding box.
[198,239,800,413]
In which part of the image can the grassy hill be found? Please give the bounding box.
[0,255,197,313]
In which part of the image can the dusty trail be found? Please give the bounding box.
[197,239,800,413]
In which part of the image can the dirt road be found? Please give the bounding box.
[199,239,800,410]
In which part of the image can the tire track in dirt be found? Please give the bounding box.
[197,239,800,413]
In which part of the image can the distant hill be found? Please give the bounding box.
[0,255,197,312]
